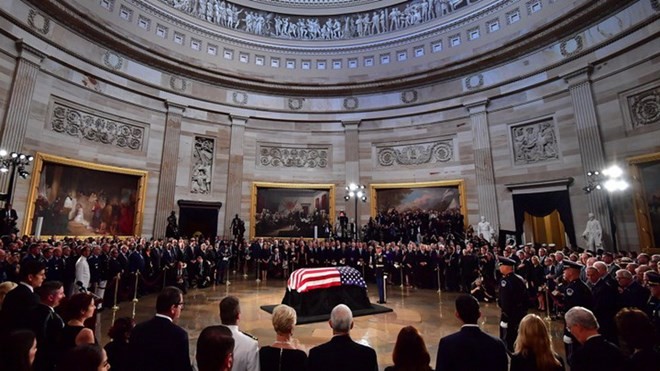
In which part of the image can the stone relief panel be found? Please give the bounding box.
[627,87,660,129]
[377,140,454,167]
[191,136,214,194]
[160,0,481,41]
[509,120,559,166]
[258,145,329,168]
[49,100,145,150]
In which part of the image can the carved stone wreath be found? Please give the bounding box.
[288,98,304,110]
[628,88,660,128]
[50,103,144,150]
[343,97,359,110]
[169,76,188,92]
[233,91,248,105]
[401,90,419,104]
[103,51,124,70]
[378,141,453,166]
[560,35,584,57]
[465,74,484,90]
[28,9,50,35]
[259,146,328,168]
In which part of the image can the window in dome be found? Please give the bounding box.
[487,19,500,33]
[191,39,201,51]
[138,16,150,31]
[270,57,280,68]
[207,45,217,56]
[302,60,311,69]
[450,34,461,47]
[414,46,425,57]
[286,59,296,69]
[239,53,249,63]
[317,60,326,70]
[174,32,185,45]
[332,60,342,69]
[119,5,133,21]
[468,28,480,41]
[527,0,542,14]
[397,51,407,61]
[100,0,114,11]
[224,49,233,60]
[156,24,168,38]
[507,9,521,24]
[364,57,374,67]
[432,41,443,53]
[348,59,358,68]
[255,55,265,66]
[380,54,390,64]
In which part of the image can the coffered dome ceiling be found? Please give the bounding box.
[27,0,630,96]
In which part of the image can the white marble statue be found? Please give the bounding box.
[582,212,603,251]
[476,215,495,242]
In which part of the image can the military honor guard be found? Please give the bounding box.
[497,256,528,352]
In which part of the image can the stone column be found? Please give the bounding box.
[563,66,613,249]
[223,115,247,237]
[465,100,500,231]
[153,102,186,238]
[342,120,361,186]
[0,40,45,195]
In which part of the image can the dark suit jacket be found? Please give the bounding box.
[307,334,378,371]
[129,316,192,371]
[30,304,65,371]
[570,335,625,371]
[435,326,508,371]
[0,283,40,335]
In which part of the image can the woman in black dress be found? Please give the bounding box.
[510,314,564,371]
[104,317,135,371]
[60,293,97,353]
[384,326,433,371]
[259,304,307,371]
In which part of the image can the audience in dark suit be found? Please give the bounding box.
[435,294,508,371]
[0,260,46,335]
[129,286,192,371]
[384,325,433,371]
[510,314,564,371]
[307,304,378,371]
[565,306,625,371]
[104,317,135,371]
[31,281,66,371]
[614,308,660,371]
[196,325,234,371]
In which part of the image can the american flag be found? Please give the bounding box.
[287,266,367,293]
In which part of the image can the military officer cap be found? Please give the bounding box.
[564,260,583,270]
[498,256,516,266]
[647,271,660,286]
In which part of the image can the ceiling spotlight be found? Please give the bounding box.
[603,165,623,178]
[361,196,367,202]
[587,171,593,176]
[349,183,357,191]
[18,154,26,160]
[27,155,34,162]
[10,152,17,158]
[0,166,8,173]
[19,170,30,179]
[356,191,363,198]
[595,184,602,190]
[0,150,6,157]
[349,191,355,197]
[344,195,350,201]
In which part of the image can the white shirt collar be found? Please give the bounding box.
[19,282,34,292]
[155,313,173,322]
[461,324,480,328]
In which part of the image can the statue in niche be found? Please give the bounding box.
[166,210,179,238]
[231,214,245,240]
[476,215,495,243]
[582,212,603,251]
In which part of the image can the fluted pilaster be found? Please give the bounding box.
[223,115,247,235]
[564,66,613,250]
[465,99,500,231]
[153,102,186,238]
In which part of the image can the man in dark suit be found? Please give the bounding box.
[31,280,66,371]
[435,294,508,371]
[307,304,378,371]
[129,286,192,371]
[0,260,46,336]
[565,306,625,371]
[0,203,19,236]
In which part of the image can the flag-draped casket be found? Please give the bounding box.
[283,266,372,316]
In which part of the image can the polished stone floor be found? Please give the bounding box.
[97,273,567,370]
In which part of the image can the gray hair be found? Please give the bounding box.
[615,269,632,280]
[592,261,607,274]
[330,304,353,333]
[565,306,599,330]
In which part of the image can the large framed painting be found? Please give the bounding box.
[629,152,660,253]
[251,182,335,239]
[24,153,148,237]
[370,180,468,226]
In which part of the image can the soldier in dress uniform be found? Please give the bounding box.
[645,271,660,341]
[558,259,594,365]
[497,256,528,352]
[374,245,387,304]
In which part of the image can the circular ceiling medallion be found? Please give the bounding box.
[103,51,124,70]
[343,97,359,110]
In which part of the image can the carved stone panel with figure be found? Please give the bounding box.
[510,120,560,166]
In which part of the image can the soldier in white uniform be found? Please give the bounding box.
[219,296,260,371]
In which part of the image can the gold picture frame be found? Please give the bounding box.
[370,180,468,228]
[629,152,660,253]
[24,153,148,238]
[250,182,336,239]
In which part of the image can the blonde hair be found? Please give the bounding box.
[514,314,561,371]
[0,281,18,308]
[272,304,297,335]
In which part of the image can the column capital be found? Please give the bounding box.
[562,65,593,87]
[463,99,489,114]
[342,120,361,130]
[16,40,46,66]
[165,101,187,115]
[230,115,249,127]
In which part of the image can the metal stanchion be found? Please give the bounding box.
[383,272,388,303]
[436,264,442,294]
[162,266,169,289]
[111,273,120,324]
[256,260,261,282]
[399,265,404,289]
[131,271,140,319]
[544,286,551,321]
